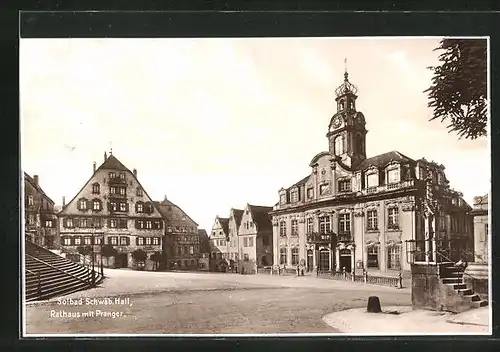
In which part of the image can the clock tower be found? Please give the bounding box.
[327,66,367,168]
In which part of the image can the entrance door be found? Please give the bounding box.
[339,249,352,272]
[307,250,313,272]
[319,249,330,271]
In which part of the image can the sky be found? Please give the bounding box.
[20,37,490,233]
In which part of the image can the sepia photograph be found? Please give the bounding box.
[20,36,491,336]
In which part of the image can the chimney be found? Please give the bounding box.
[164,194,168,201]
[133,168,137,177]
[62,196,66,207]
[104,152,108,162]
[93,162,96,173]
[33,175,39,186]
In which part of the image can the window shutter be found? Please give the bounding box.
[63,218,67,227]
[107,219,111,227]
[135,220,139,229]
[74,218,80,227]
[108,237,112,245]
[135,237,139,245]
[126,237,130,246]
[126,202,129,212]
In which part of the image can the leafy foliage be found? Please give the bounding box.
[77,245,92,257]
[100,244,118,258]
[132,249,148,262]
[424,39,487,139]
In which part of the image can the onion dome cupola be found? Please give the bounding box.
[327,60,368,168]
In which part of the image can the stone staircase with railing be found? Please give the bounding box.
[25,241,104,302]
[438,261,488,312]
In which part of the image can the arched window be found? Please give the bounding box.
[339,99,345,110]
[28,195,34,206]
[334,136,344,155]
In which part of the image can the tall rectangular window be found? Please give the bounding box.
[137,237,144,245]
[110,236,118,245]
[367,210,378,230]
[153,237,159,245]
[319,216,331,234]
[243,237,248,247]
[290,190,299,203]
[119,202,127,211]
[367,246,379,268]
[338,214,351,233]
[291,247,299,265]
[279,221,287,236]
[280,247,287,265]
[307,218,314,233]
[74,237,82,245]
[120,236,128,245]
[84,237,92,245]
[110,219,117,228]
[249,237,254,247]
[388,246,401,270]
[291,219,299,236]
[388,207,399,229]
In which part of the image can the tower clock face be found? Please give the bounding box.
[332,116,342,128]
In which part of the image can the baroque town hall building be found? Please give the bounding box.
[269,70,472,276]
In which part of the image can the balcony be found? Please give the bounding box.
[361,180,415,196]
[108,177,127,185]
[337,231,352,242]
[306,232,336,244]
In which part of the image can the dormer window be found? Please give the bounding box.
[307,187,314,199]
[290,189,299,203]
[280,193,287,205]
[387,168,400,184]
[136,202,144,213]
[28,195,34,206]
[366,172,379,188]
[92,183,100,194]
[338,179,352,192]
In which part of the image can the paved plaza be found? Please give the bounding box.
[25,269,411,335]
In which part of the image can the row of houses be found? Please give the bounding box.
[209,69,484,277]
[23,152,211,271]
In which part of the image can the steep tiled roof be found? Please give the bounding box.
[154,198,199,226]
[96,154,131,172]
[24,172,54,204]
[287,175,310,190]
[354,150,414,171]
[248,204,273,232]
[231,208,244,228]
[218,217,230,235]
[197,229,210,253]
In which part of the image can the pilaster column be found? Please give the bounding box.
[328,248,332,271]
[424,217,430,263]
[351,247,356,274]
[312,246,317,269]
[335,247,340,271]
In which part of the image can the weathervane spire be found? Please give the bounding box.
[344,57,348,81]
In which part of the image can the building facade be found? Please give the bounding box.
[210,216,229,258]
[24,173,58,248]
[269,70,473,276]
[57,153,164,270]
[238,204,274,274]
[155,197,200,270]
[227,208,243,262]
